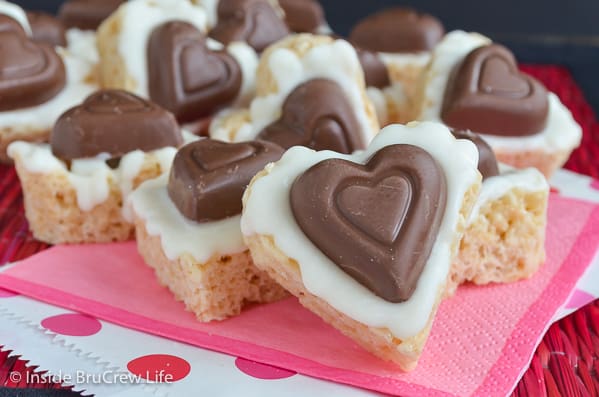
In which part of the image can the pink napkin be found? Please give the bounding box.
[1,195,598,397]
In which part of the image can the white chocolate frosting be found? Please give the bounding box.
[114,0,208,97]
[0,48,97,133]
[379,51,430,70]
[130,174,246,262]
[210,38,378,147]
[66,28,99,64]
[418,30,582,153]
[241,122,480,338]
[367,83,409,126]
[226,41,260,106]
[191,0,219,28]
[470,164,549,222]
[0,0,31,35]
[8,142,179,213]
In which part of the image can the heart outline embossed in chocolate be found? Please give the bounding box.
[209,0,289,52]
[168,139,284,222]
[258,79,365,154]
[147,21,242,123]
[51,90,182,160]
[0,27,66,111]
[442,44,549,136]
[290,144,447,303]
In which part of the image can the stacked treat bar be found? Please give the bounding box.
[1,0,583,371]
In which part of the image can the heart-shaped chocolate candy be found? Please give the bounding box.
[0,29,66,111]
[209,0,289,52]
[58,0,125,30]
[279,0,325,33]
[51,90,182,160]
[27,11,67,47]
[451,130,499,180]
[291,144,447,302]
[349,7,444,53]
[442,44,549,136]
[258,79,364,154]
[0,14,26,35]
[148,21,242,123]
[168,139,284,222]
[356,48,390,89]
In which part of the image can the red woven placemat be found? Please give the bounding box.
[0,65,598,395]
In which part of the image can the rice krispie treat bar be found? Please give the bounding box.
[130,139,287,321]
[210,33,380,153]
[8,90,185,244]
[415,31,582,178]
[447,130,548,295]
[241,122,482,370]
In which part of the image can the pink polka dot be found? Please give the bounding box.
[0,288,18,298]
[235,358,296,380]
[590,179,599,191]
[550,186,560,194]
[127,354,190,382]
[565,289,595,309]
[41,313,102,336]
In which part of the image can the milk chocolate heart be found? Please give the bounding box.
[209,0,289,52]
[58,0,125,30]
[51,90,182,161]
[451,130,499,179]
[257,79,364,154]
[349,7,444,53]
[279,0,325,33]
[356,48,390,88]
[0,14,26,35]
[291,144,447,302]
[148,21,242,123]
[27,11,67,47]
[442,44,549,136]
[0,30,66,111]
[168,139,284,222]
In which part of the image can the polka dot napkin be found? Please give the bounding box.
[0,194,597,396]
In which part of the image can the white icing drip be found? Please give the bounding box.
[116,0,207,97]
[68,157,112,211]
[7,142,178,213]
[192,0,218,28]
[419,30,582,153]
[241,121,480,338]
[206,37,223,50]
[66,28,99,64]
[367,83,409,126]
[0,0,31,35]
[314,24,333,35]
[222,39,377,146]
[481,94,582,151]
[366,87,388,126]
[379,51,430,69]
[227,41,259,106]
[7,141,63,173]
[130,175,246,261]
[0,48,97,132]
[469,165,548,222]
